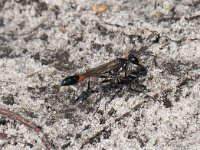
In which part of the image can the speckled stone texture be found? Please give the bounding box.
[0,0,200,149]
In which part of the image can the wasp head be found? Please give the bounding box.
[128,53,139,65]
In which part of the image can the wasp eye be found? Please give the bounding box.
[61,75,79,86]
[128,54,139,65]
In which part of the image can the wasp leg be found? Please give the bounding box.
[101,79,112,83]
[124,61,128,77]
[129,79,146,92]
[107,86,123,103]
[74,79,96,103]
[130,65,147,78]
[74,90,93,103]
[117,74,146,92]
[94,86,105,105]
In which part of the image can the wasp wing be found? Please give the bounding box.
[82,58,124,78]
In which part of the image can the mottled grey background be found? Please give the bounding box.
[0,0,200,149]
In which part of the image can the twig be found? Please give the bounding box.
[115,95,154,122]
[185,14,200,21]
[0,108,52,150]
[80,126,110,149]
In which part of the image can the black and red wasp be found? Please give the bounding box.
[61,53,147,102]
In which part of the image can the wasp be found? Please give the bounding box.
[61,53,147,102]
[61,53,145,86]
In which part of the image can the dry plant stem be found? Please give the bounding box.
[80,126,109,149]
[0,108,52,150]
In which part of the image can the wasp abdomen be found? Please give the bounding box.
[61,75,79,86]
